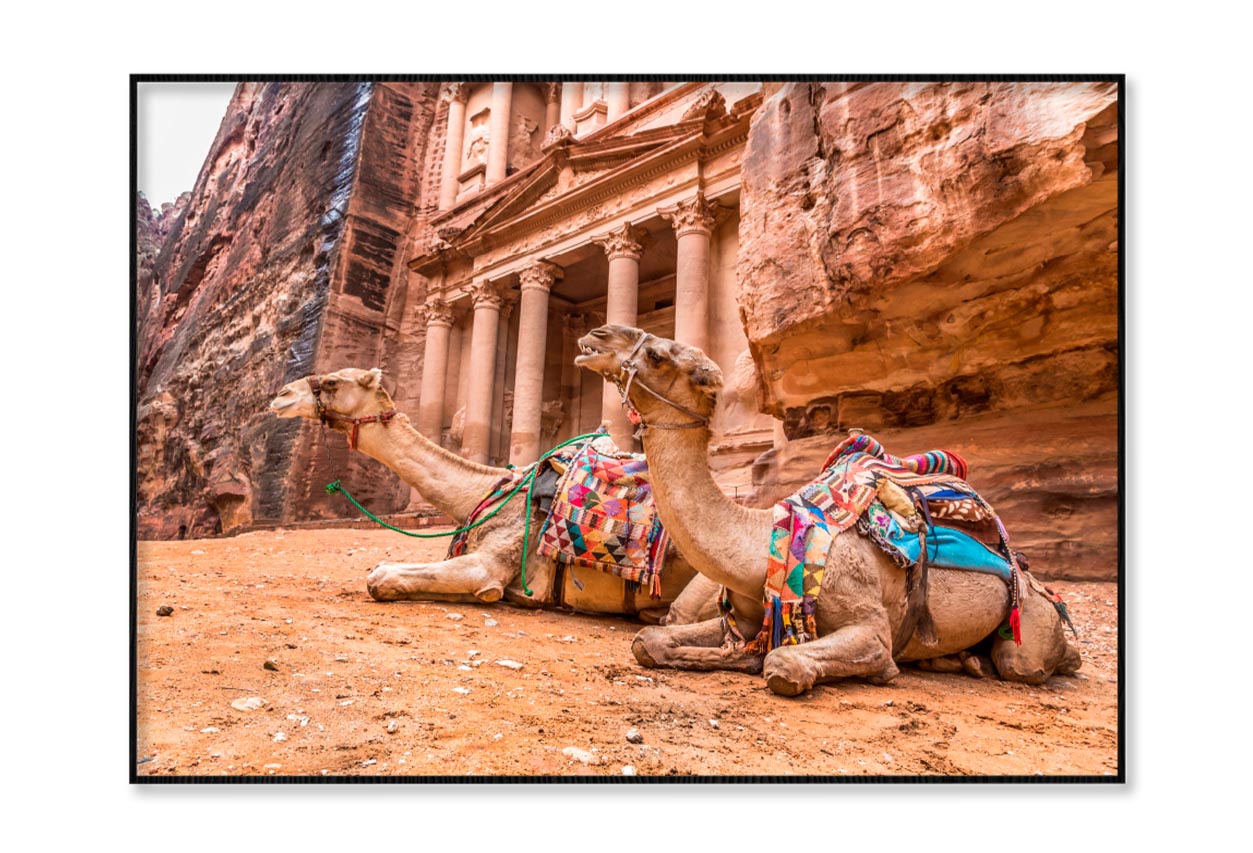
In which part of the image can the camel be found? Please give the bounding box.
[574,326,1082,696]
[268,367,720,622]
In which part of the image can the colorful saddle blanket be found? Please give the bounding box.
[742,432,1023,654]
[447,434,670,598]
[536,437,669,596]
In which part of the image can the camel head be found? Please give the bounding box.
[575,325,723,426]
[268,367,393,425]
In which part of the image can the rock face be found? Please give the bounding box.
[136,82,440,538]
[738,82,1119,579]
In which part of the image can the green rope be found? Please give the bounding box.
[325,431,606,597]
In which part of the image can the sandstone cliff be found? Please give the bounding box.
[739,81,1119,579]
[136,82,440,538]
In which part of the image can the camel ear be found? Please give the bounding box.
[644,341,669,365]
[359,368,382,389]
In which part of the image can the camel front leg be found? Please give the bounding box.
[762,622,899,697]
[631,617,765,673]
[366,551,510,603]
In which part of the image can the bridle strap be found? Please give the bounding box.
[306,375,397,451]
[613,333,709,433]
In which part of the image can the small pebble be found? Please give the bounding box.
[361,759,377,767]
[446,613,464,621]
[273,732,287,743]
[263,660,279,671]
[230,696,267,712]
[562,747,596,765]
[387,720,399,734]
[200,727,219,734]
[622,765,637,776]
[156,606,174,617]
[495,659,524,670]
[626,728,644,744]
[484,618,499,627]
[453,687,471,695]
[709,719,720,730]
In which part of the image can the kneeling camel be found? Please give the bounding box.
[574,326,1082,696]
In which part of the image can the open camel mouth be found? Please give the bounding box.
[574,337,611,368]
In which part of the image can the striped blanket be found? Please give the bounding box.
[741,432,1023,654]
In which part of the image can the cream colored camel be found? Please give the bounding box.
[269,367,718,621]
[574,326,1082,696]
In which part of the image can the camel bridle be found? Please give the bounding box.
[307,375,397,451]
[610,333,710,434]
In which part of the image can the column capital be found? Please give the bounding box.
[660,193,720,238]
[592,223,645,262]
[519,260,563,294]
[442,83,470,104]
[468,281,506,310]
[420,298,455,328]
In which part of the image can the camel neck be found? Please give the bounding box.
[640,424,770,598]
[351,413,506,523]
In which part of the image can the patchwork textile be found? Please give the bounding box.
[744,432,1024,654]
[446,471,529,560]
[536,438,670,596]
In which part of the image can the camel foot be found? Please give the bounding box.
[632,634,660,668]
[762,651,817,697]
[1056,643,1083,676]
[474,582,504,603]
[960,652,994,679]
[917,655,965,674]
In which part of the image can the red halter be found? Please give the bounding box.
[307,375,397,451]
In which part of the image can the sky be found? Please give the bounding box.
[136,82,237,206]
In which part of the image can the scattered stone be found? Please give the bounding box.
[361,759,377,767]
[263,763,281,770]
[286,714,309,727]
[467,649,480,658]
[334,656,350,663]
[339,699,354,706]
[484,618,499,627]
[495,659,524,670]
[263,660,279,671]
[387,720,399,734]
[446,613,464,621]
[156,606,174,617]
[273,732,287,743]
[622,765,637,776]
[709,719,720,730]
[882,752,894,763]
[191,550,205,555]
[562,746,596,765]
[230,696,268,712]
[626,728,644,744]
[200,727,220,734]
[453,687,471,695]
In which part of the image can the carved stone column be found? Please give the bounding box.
[606,82,630,122]
[461,282,505,463]
[438,84,469,210]
[592,223,644,450]
[509,261,562,465]
[661,193,717,354]
[559,82,582,130]
[487,82,514,185]
[544,83,562,134]
[416,299,455,440]
[490,295,517,465]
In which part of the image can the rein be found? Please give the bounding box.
[612,333,709,434]
[308,375,397,451]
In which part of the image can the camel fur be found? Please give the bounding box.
[574,326,1082,696]
[269,367,716,623]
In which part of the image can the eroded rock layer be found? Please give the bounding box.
[136,82,440,538]
[739,82,1119,579]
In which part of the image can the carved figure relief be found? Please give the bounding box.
[510,113,540,169]
[465,109,491,167]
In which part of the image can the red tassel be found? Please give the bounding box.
[1009,606,1022,646]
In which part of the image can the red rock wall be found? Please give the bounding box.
[738,82,1119,580]
[135,82,440,538]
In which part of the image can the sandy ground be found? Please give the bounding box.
[135,528,1120,779]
